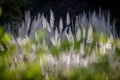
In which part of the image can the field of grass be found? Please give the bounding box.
[0,10,120,80]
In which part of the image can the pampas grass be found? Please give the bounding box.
[0,10,120,80]
[7,10,118,68]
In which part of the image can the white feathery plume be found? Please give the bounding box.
[90,11,97,29]
[50,10,55,28]
[82,27,86,39]
[20,21,25,37]
[29,18,37,37]
[75,16,79,29]
[105,40,112,50]
[36,13,42,30]
[50,28,60,46]
[87,24,93,43]
[79,12,88,27]
[59,17,63,33]
[55,28,60,46]
[25,11,31,32]
[76,27,81,41]
[42,15,47,29]
[18,23,22,38]
[46,21,51,33]
[66,12,70,26]
[79,42,84,55]
[16,36,29,46]
[55,28,59,43]
[65,28,74,42]
[50,36,55,45]
[99,43,106,55]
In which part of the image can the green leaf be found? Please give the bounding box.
[84,44,92,55]
[2,34,11,44]
[60,40,71,52]
[37,49,46,58]
[23,41,31,55]
[100,33,108,43]
[6,44,15,56]
[74,40,80,52]
[50,45,60,57]
[36,29,45,41]
[93,31,100,43]
[115,47,120,57]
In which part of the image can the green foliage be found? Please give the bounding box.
[92,55,110,73]
[93,31,100,43]
[60,40,71,52]
[0,0,27,23]
[74,40,81,52]
[64,68,89,80]
[63,67,107,80]
[115,47,120,57]
[36,29,45,41]
[20,63,42,80]
[100,33,108,43]
[23,40,31,55]
[0,27,13,55]
[50,45,60,57]
[84,44,92,56]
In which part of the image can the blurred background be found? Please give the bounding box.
[27,0,120,36]
[0,0,120,35]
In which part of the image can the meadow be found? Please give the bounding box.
[0,10,120,80]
